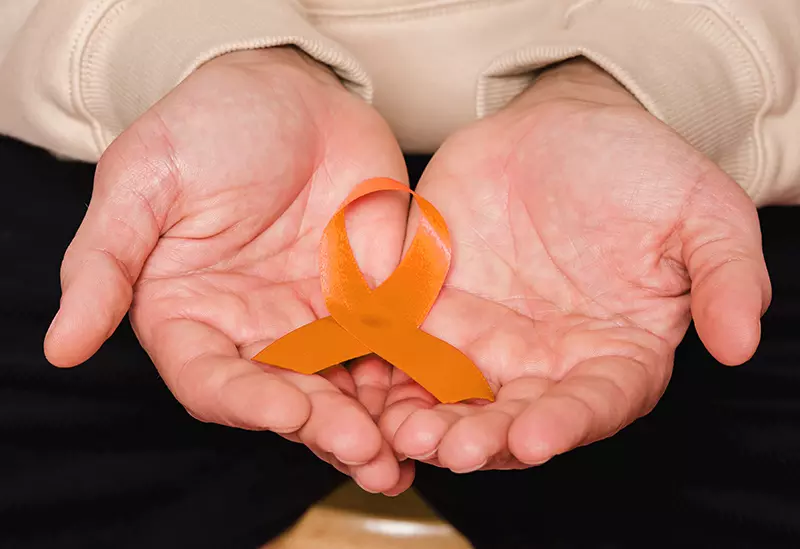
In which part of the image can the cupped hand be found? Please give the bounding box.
[44,47,413,494]
[381,59,771,473]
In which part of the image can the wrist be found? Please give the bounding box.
[514,58,642,110]
[205,46,344,90]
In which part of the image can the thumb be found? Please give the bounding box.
[337,121,410,287]
[328,115,410,415]
[681,183,771,366]
[44,136,177,367]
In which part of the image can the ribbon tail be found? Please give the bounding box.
[252,316,371,375]
[331,306,495,403]
[392,328,495,403]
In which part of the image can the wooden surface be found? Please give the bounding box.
[266,482,473,549]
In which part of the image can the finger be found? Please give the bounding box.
[44,247,139,367]
[431,378,546,473]
[320,365,358,398]
[44,149,174,367]
[391,405,473,461]
[680,182,771,365]
[382,460,416,497]
[350,441,401,494]
[482,454,530,471]
[379,395,434,452]
[688,248,770,365]
[328,103,411,285]
[147,318,312,432]
[217,336,384,463]
[310,440,408,495]
[508,355,658,465]
[291,379,384,467]
[328,459,351,477]
[344,175,410,287]
[437,397,530,473]
[386,368,435,404]
[310,447,357,478]
[349,356,392,420]
[380,368,438,444]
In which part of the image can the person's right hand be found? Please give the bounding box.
[44,47,413,494]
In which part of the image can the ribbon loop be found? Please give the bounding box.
[253,178,494,403]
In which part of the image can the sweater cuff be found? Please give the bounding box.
[477,1,766,201]
[79,0,371,153]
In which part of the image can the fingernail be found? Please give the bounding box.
[354,479,379,494]
[339,458,370,466]
[451,459,488,474]
[523,456,552,467]
[406,448,437,460]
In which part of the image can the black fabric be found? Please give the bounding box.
[2,136,800,548]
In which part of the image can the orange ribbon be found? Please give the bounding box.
[252,178,494,403]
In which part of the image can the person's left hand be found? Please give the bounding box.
[380,59,771,472]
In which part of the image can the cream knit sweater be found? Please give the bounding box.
[1,1,798,205]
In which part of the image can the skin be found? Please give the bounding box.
[43,47,414,495]
[44,49,770,492]
[378,59,771,473]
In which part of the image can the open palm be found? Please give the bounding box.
[44,48,411,493]
[382,81,770,473]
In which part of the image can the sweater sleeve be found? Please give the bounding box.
[0,0,371,162]
[477,0,800,206]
